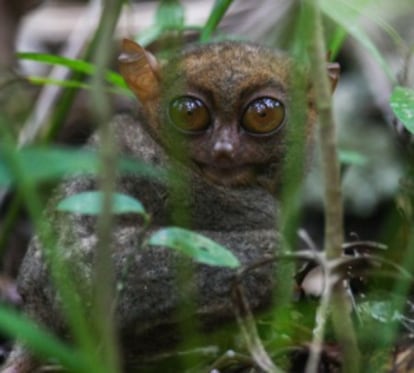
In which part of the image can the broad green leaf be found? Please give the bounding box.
[339,149,368,166]
[148,227,240,268]
[390,86,414,134]
[57,191,147,217]
[0,146,164,186]
[357,301,403,324]
[0,306,88,372]
[17,52,127,89]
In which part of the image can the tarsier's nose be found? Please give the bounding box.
[211,126,237,163]
[212,140,235,161]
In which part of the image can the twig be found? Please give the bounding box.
[305,266,333,373]
[298,229,319,252]
[232,284,283,373]
[209,350,254,372]
[342,240,388,251]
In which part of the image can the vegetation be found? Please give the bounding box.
[1,0,414,371]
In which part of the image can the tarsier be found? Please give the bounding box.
[3,39,339,372]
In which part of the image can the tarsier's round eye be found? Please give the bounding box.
[242,97,285,135]
[169,96,210,133]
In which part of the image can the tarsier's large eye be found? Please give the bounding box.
[169,96,210,133]
[242,97,285,135]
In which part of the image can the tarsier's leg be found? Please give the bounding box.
[1,344,40,373]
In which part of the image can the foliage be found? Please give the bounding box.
[0,146,162,187]
[390,86,414,134]
[0,306,89,372]
[148,227,240,268]
[57,191,148,217]
[0,0,413,372]
[18,52,129,93]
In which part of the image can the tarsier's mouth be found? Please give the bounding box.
[195,163,255,187]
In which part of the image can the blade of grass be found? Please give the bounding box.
[328,25,348,60]
[267,1,313,359]
[155,0,185,30]
[17,0,102,146]
[0,145,164,186]
[89,0,126,371]
[137,0,185,47]
[321,0,395,82]
[0,306,88,372]
[0,123,107,373]
[18,52,128,89]
[200,0,234,42]
[27,76,132,97]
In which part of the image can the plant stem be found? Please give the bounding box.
[305,0,360,372]
[305,272,332,373]
[200,0,234,42]
[90,1,125,372]
[0,123,101,373]
[18,0,102,146]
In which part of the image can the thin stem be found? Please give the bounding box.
[199,0,234,42]
[18,0,102,146]
[305,269,332,373]
[305,0,360,372]
[0,192,22,256]
[90,0,125,372]
[0,124,102,373]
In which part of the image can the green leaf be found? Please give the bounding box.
[28,76,132,97]
[390,86,414,134]
[0,306,88,372]
[328,25,348,60]
[137,25,164,47]
[17,52,127,89]
[339,149,368,166]
[320,0,395,82]
[148,227,240,268]
[155,0,185,30]
[0,146,164,186]
[57,191,147,217]
[137,0,185,46]
[357,300,402,324]
[0,161,9,186]
[200,0,234,42]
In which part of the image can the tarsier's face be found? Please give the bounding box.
[119,40,337,191]
[162,43,292,187]
[166,93,285,186]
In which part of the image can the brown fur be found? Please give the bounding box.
[3,40,332,372]
[135,41,316,193]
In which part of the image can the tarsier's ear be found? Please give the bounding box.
[327,62,340,92]
[118,39,161,102]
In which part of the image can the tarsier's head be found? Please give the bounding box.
[119,39,339,192]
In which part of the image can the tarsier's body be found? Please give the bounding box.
[3,40,337,372]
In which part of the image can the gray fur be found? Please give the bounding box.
[3,114,278,372]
